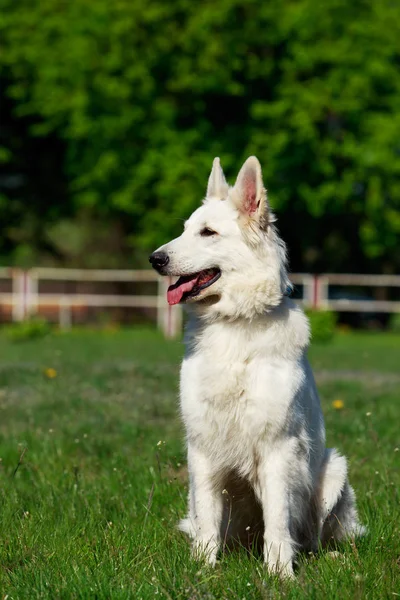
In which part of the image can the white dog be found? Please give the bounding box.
[150,156,365,577]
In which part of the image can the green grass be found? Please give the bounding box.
[0,329,399,599]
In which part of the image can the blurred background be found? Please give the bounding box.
[0,0,399,333]
[0,4,399,595]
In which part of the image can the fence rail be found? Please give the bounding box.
[1,268,399,337]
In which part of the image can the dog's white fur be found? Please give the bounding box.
[153,156,365,576]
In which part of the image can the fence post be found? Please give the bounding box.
[171,304,183,338]
[28,269,39,316]
[318,275,329,309]
[157,278,167,333]
[302,275,314,309]
[165,304,182,338]
[310,275,329,310]
[12,269,36,320]
[11,269,19,322]
[59,296,72,329]
[157,276,182,338]
[12,269,24,321]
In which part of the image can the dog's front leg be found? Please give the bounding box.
[258,447,296,578]
[187,443,223,566]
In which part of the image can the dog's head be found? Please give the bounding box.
[149,156,290,320]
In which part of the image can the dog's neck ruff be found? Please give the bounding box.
[191,284,288,324]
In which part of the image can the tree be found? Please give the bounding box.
[1,0,399,271]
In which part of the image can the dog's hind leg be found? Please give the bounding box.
[318,449,366,546]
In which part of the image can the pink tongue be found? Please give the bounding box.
[167,275,199,305]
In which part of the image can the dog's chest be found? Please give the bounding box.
[180,323,295,468]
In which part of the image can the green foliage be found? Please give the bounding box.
[306,309,337,342]
[0,0,400,271]
[5,316,51,342]
[388,312,400,333]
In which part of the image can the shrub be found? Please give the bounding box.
[388,312,400,333]
[5,316,51,342]
[306,309,337,343]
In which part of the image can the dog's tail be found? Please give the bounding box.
[318,448,366,546]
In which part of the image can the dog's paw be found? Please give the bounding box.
[264,540,295,579]
[265,561,295,580]
[191,537,219,567]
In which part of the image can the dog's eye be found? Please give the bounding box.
[200,227,217,237]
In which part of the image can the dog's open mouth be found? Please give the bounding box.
[167,268,221,305]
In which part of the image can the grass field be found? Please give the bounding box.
[0,328,399,599]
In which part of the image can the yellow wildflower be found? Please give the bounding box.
[332,399,344,410]
[44,368,57,379]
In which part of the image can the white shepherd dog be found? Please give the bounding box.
[150,156,365,577]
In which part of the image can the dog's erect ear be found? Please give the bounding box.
[232,156,269,227]
[206,157,229,199]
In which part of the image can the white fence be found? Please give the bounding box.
[0,267,181,337]
[0,268,399,337]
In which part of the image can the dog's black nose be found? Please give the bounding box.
[149,251,169,271]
